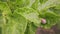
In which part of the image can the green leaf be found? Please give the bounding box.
[14,7,41,27]
[31,0,40,10]
[38,0,57,11]
[0,0,7,2]
[55,4,60,9]
[0,2,12,34]
[0,2,12,15]
[25,22,37,34]
[39,11,60,29]
[49,7,60,15]
[15,0,30,8]
[5,13,27,34]
[39,0,48,4]
[0,27,2,34]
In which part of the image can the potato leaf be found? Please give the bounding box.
[5,13,27,34]
[14,7,41,27]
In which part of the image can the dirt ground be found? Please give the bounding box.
[36,24,60,34]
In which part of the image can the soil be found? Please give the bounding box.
[36,24,60,34]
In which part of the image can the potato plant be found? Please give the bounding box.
[0,0,60,34]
